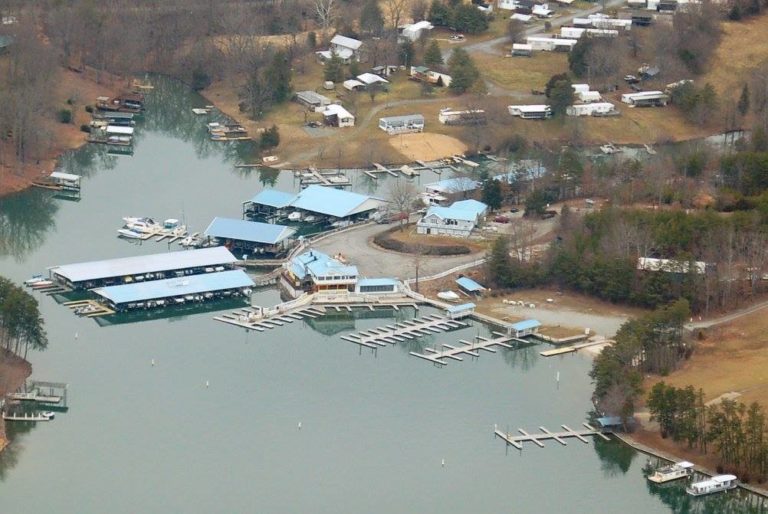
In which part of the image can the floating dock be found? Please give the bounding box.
[539,339,612,357]
[341,314,466,349]
[494,423,610,450]
[213,306,325,331]
[409,333,524,366]
[296,168,352,188]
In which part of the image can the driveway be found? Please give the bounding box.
[312,221,485,280]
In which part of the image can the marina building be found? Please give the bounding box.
[49,247,239,290]
[243,185,387,225]
[203,217,297,256]
[92,269,254,312]
[281,249,359,298]
[510,319,541,337]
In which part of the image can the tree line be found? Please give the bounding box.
[0,277,48,359]
[648,382,768,482]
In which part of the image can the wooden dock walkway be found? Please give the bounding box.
[299,168,352,187]
[341,314,466,349]
[539,339,612,357]
[494,423,610,450]
[409,333,518,366]
[213,306,325,331]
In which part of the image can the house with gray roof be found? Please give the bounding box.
[416,199,488,237]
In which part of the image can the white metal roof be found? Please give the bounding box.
[331,35,362,50]
[50,171,80,182]
[323,104,354,120]
[106,125,134,135]
[356,73,389,85]
[50,247,238,283]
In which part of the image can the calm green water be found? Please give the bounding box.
[0,77,765,513]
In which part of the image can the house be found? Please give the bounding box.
[508,104,552,119]
[322,104,355,127]
[638,64,660,79]
[532,3,554,17]
[343,79,366,92]
[498,0,535,10]
[355,72,389,89]
[566,102,617,116]
[456,276,486,296]
[409,66,452,87]
[416,199,488,237]
[379,114,425,134]
[438,108,486,125]
[294,91,332,111]
[316,35,364,64]
[401,20,434,41]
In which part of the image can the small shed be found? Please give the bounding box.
[445,302,476,320]
[456,276,486,296]
[509,319,541,337]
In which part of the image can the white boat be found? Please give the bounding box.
[2,411,55,422]
[288,212,302,221]
[192,108,211,115]
[648,461,695,483]
[304,215,317,223]
[686,474,738,496]
[437,291,461,302]
[126,220,160,234]
[7,392,62,403]
[30,280,53,288]
[123,216,156,225]
[118,228,143,239]
[24,275,45,285]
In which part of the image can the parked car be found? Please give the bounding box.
[449,34,465,41]
[509,207,520,213]
[624,74,640,84]
[541,210,558,219]
[494,215,510,223]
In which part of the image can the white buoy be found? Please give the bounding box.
[205,380,209,388]
[75,332,78,340]
[556,371,560,383]
[441,458,445,467]
[298,422,302,430]
[151,359,155,367]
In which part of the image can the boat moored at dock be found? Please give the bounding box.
[686,474,738,496]
[647,461,695,483]
[2,411,55,422]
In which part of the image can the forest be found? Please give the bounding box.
[0,276,48,359]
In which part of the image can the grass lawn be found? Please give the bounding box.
[473,51,569,92]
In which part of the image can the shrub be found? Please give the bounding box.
[85,105,94,113]
[57,109,73,124]
[191,67,212,91]
[80,124,91,133]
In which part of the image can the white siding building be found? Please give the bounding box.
[416,199,488,237]
[323,104,355,127]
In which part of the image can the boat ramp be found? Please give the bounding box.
[494,423,610,450]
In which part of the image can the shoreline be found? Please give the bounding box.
[0,349,33,453]
[613,431,768,498]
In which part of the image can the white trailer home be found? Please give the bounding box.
[572,83,591,94]
[590,17,633,30]
[322,104,356,127]
[577,91,602,103]
[526,36,578,52]
[508,104,552,119]
[510,13,533,22]
[566,102,617,116]
[621,91,669,107]
[586,28,619,37]
[532,4,554,17]
[511,43,533,56]
[438,108,487,125]
[561,26,586,38]
[379,114,425,134]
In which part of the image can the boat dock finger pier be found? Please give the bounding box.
[340,314,466,349]
[494,423,610,450]
[409,333,526,366]
[213,306,327,331]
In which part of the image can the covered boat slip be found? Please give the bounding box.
[49,247,239,289]
[203,217,296,255]
[92,269,254,311]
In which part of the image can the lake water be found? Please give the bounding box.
[0,77,765,513]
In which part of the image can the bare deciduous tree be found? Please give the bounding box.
[388,179,419,230]
[384,0,408,30]
[315,0,336,30]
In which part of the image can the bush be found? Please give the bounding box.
[57,109,73,124]
[191,67,212,91]
[80,124,91,133]
[260,125,280,149]
[85,105,94,113]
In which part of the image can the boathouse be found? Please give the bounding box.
[456,276,486,296]
[203,217,296,256]
[510,319,541,337]
[92,269,254,312]
[281,249,359,298]
[49,247,239,290]
[445,302,476,320]
[243,189,297,218]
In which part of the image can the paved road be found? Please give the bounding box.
[687,299,768,330]
[313,220,485,280]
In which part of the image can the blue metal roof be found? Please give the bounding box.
[425,205,479,222]
[597,416,623,427]
[204,217,296,245]
[446,302,476,313]
[451,199,488,217]
[424,177,480,194]
[289,250,358,280]
[92,270,254,304]
[456,276,485,292]
[248,189,296,208]
[511,319,541,331]
[50,247,238,283]
[358,278,399,287]
[291,185,384,218]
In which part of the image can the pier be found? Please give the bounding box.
[4,381,69,412]
[296,168,352,188]
[409,333,521,366]
[341,314,466,349]
[494,423,610,450]
[213,306,325,331]
[539,338,612,357]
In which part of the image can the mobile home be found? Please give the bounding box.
[508,105,552,119]
[566,102,616,116]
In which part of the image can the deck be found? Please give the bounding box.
[494,423,610,450]
[340,314,467,349]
